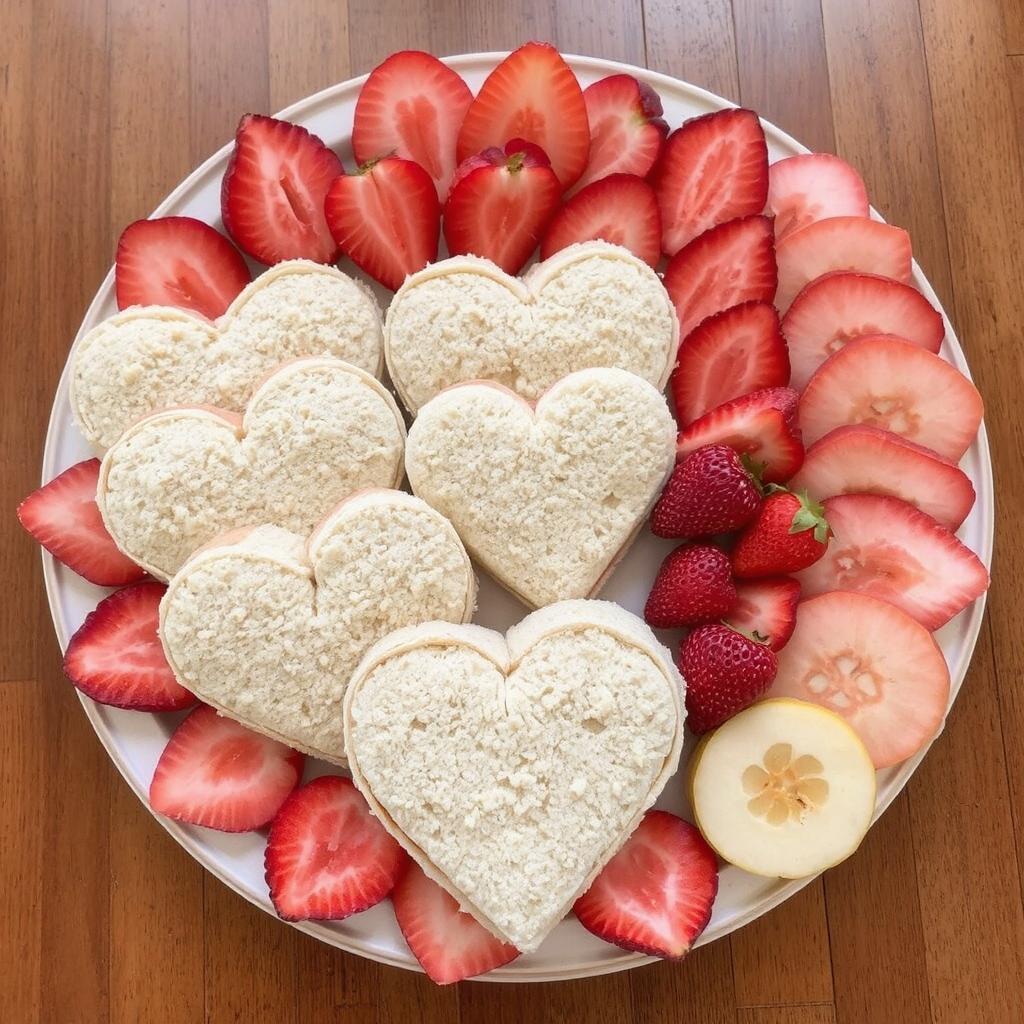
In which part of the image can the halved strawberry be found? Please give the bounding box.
[265,775,406,921]
[783,271,944,390]
[444,141,561,275]
[796,493,989,631]
[391,860,520,984]
[725,576,801,651]
[18,459,146,587]
[63,582,196,711]
[765,154,869,242]
[789,425,976,530]
[540,173,660,266]
[149,705,303,833]
[574,811,718,959]
[664,215,777,337]
[352,50,473,200]
[767,591,951,767]
[573,75,667,193]
[457,42,589,190]
[775,216,912,312]
[798,334,983,461]
[115,217,251,320]
[221,114,343,265]
[325,155,440,291]
[676,387,804,484]
[671,301,790,425]
[651,108,768,255]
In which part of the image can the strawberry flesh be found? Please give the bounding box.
[766,153,869,242]
[725,576,801,651]
[644,543,737,629]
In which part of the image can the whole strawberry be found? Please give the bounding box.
[644,543,737,629]
[731,488,831,579]
[679,624,778,733]
[650,444,761,538]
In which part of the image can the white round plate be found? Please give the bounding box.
[41,52,993,983]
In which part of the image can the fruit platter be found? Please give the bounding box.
[24,46,992,983]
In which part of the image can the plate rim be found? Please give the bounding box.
[39,49,994,984]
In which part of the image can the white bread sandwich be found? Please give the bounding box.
[159,489,476,763]
[384,240,679,413]
[343,599,685,953]
[98,357,405,580]
[72,259,383,450]
[404,367,676,608]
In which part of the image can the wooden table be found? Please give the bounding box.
[3,1,1024,1021]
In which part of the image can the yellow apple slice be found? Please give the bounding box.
[689,698,876,878]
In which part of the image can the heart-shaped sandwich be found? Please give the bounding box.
[405,367,676,607]
[344,599,685,953]
[160,489,475,762]
[72,260,383,449]
[98,357,405,579]
[384,241,679,413]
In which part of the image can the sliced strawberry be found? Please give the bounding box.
[574,75,667,193]
[115,217,251,320]
[775,216,912,312]
[796,493,989,631]
[664,215,777,337]
[574,811,718,959]
[352,50,473,200]
[725,576,801,651]
[540,173,661,266]
[789,425,975,530]
[766,154,869,242]
[391,860,520,984]
[325,156,440,291]
[221,114,343,265]
[651,108,768,256]
[671,301,790,426]
[767,591,951,767]
[676,387,804,484]
[444,142,561,275]
[63,582,196,711]
[149,705,303,833]
[18,459,146,587]
[266,775,406,921]
[783,271,944,390]
[798,334,983,461]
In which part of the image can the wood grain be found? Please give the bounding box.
[3,1,1023,1021]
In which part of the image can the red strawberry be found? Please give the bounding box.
[574,811,718,959]
[352,50,473,200]
[443,142,561,275]
[732,488,831,579]
[325,155,440,291]
[664,215,777,337]
[539,173,661,266]
[63,582,196,711]
[765,154,869,242]
[17,459,146,587]
[679,623,779,733]
[651,108,769,255]
[265,775,406,921]
[725,576,801,651]
[650,443,761,538]
[644,543,737,629]
[676,387,804,484]
[115,217,251,320]
[221,114,343,265]
[574,75,667,193]
[149,705,303,833]
[457,42,589,190]
[671,301,790,426]
[391,860,520,984]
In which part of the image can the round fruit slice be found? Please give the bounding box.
[766,154,869,243]
[690,698,876,878]
[767,592,951,768]
[798,334,984,460]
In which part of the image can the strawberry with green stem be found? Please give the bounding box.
[732,487,831,579]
